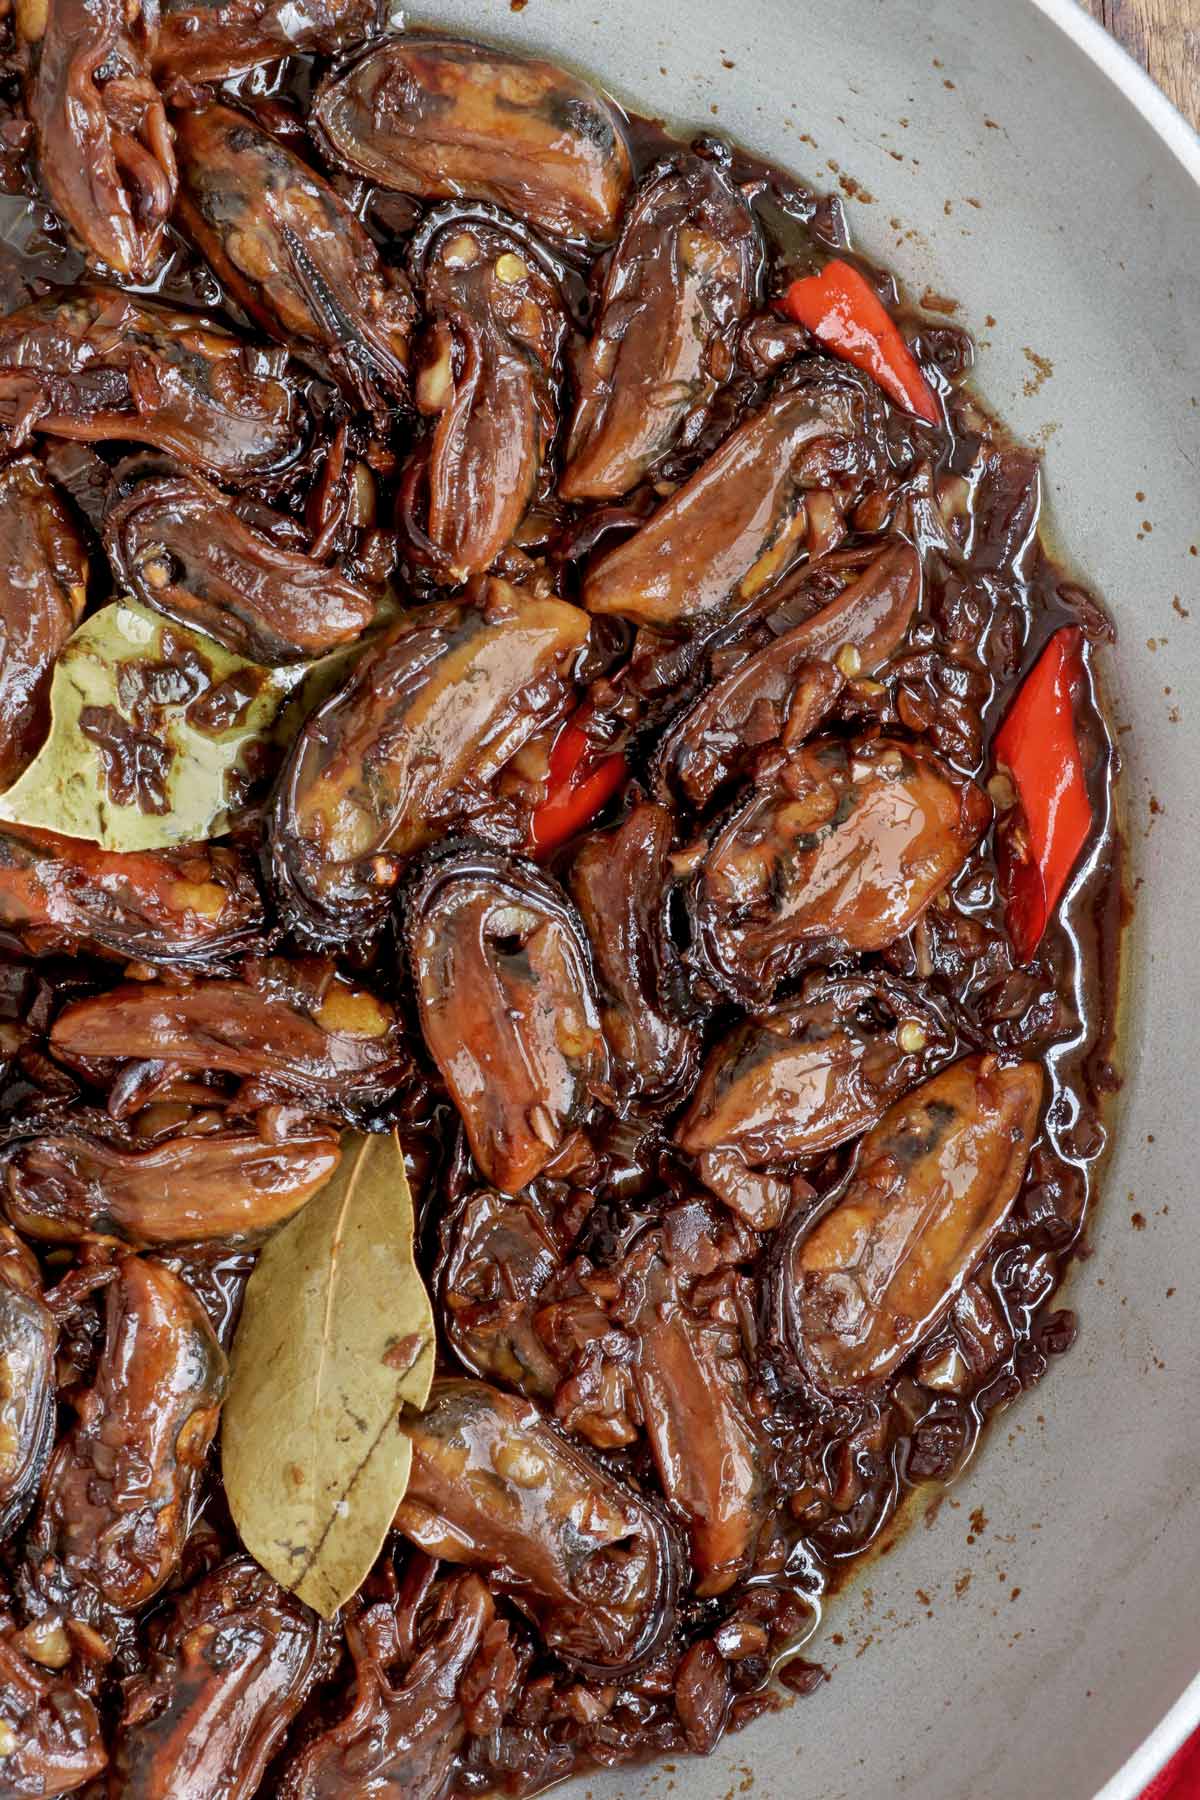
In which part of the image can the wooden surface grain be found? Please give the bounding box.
[1080,0,1200,128]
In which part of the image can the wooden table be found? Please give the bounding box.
[1081,0,1200,128]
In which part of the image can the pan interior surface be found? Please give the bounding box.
[412,1,1200,1795]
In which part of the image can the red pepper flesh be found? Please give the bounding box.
[528,710,626,854]
[779,258,940,425]
[992,625,1093,963]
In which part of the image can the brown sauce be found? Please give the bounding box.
[0,19,1122,1798]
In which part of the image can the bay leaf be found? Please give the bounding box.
[0,597,308,850]
[221,1130,435,1620]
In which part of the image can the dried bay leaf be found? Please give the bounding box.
[0,598,303,850]
[221,1130,435,1620]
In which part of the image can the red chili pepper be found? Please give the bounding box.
[779,258,940,425]
[992,626,1093,963]
[528,709,626,854]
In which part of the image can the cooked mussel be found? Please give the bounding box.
[438,1187,563,1394]
[561,154,759,500]
[0,1631,108,1795]
[769,1055,1043,1396]
[40,440,112,535]
[111,1555,326,1799]
[0,286,302,480]
[313,36,633,244]
[540,1276,641,1451]
[0,1225,55,1544]
[568,801,698,1101]
[0,826,265,965]
[677,971,955,1227]
[173,102,416,411]
[4,1127,340,1248]
[277,1573,492,1800]
[49,967,407,1105]
[970,444,1042,573]
[582,364,889,630]
[270,582,588,943]
[405,212,567,580]
[0,457,88,790]
[654,539,920,810]
[151,0,373,83]
[737,536,922,666]
[104,457,376,665]
[19,0,175,281]
[620,1218,767,1596]
[662,660,844,818]
[408,844,608,1193]
[691,736,991,1001]
[395,1378,680,1675]
[27,1256,228,1609]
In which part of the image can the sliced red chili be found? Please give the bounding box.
[779,258,940,425]
[528,708,626,854]
[992,625,1093,963]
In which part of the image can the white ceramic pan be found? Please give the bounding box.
[421,1,1200,1794]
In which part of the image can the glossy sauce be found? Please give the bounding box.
[0,25,1123,1800]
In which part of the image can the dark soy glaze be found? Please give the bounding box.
[0,17,1123,1800]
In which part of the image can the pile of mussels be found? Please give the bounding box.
[0,9,1121,1798]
